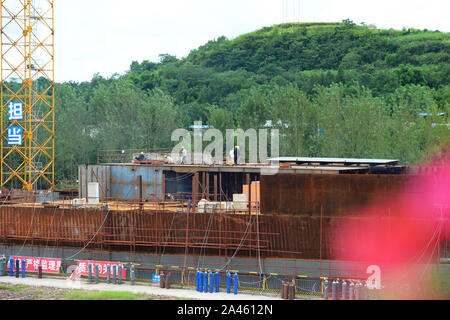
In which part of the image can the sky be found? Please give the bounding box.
[55,0,449,83]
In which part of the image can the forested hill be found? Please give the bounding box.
[188,21,448,85]
[55,21,450,180]
[128,21,449,102]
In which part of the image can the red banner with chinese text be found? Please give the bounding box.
[7,256,61,274]
[74,260,126,278]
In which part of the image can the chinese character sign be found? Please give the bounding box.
[75,260,126,278]
[7,126,23,145]
[7,256,61,274]
[8,102,23,121]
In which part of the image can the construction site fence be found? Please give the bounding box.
[68,264,326,297]
[65,265,440,299]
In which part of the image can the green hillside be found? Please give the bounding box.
[128,21,449,102]
[54,21,450,180]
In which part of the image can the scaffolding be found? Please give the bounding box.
[1,0,55,191]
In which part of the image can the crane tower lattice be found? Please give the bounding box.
[1,0,55,191]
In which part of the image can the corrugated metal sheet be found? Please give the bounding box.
[110,165,163,200]
[78,165,164,201]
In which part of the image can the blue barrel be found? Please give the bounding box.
[209,272,213,293]
[9,258,13,277]
[233,273,238,295]
[215,272,220,292]
[199,271,203,292]
[21,258,26,278]
[226,272,231,294]
[203,271,208,293]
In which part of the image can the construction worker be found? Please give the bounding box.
[136,152,146,161]
[180,147,187,164]
[228,148,234,165]
[234,145,240,165]
[163,154,174,164]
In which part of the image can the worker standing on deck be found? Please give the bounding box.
[180,147,188,164]
[234,146,240,165]
[228,148,234,165]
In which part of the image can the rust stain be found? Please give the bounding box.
[260,174,412,216]
[1,191,440,261]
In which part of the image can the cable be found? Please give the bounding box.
[411,220,441,265]
[159,210,178,260]
[0,189,12,205]
[41,204,59,253]
[256,210,263,276]
[64,209,111,260]
[419,218,443,280]
[196,209,215,269]
[15,204,41,256]
[217,214,253,272]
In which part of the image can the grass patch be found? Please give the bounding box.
[64,289,151,300]
[0,284,29,294]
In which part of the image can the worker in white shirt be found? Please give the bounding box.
[228,148,234,165]
[181,147,188,164]
[163,154,174,164]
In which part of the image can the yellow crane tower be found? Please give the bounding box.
[1,0,55,191]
